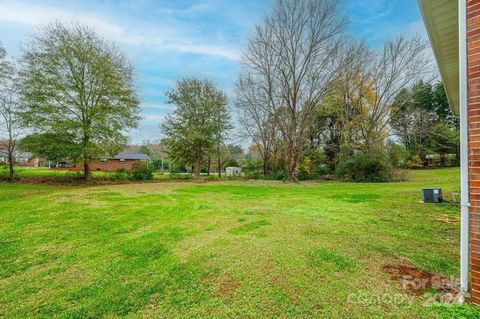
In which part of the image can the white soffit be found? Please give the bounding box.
[419,0,460,115]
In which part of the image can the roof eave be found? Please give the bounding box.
[418,0,460,115]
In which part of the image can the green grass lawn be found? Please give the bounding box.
[1,168,478,318]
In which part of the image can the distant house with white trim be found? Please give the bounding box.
[74,152,150,172]
[0,149,39,167]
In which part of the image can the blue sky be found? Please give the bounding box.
[0,0,428,144]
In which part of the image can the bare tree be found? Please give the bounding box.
[321,40,372,158]
[0,44,20,180]
[361,35,435,151]
[235,73,276,176]
[240,0,346,181]
[320,36,435,158]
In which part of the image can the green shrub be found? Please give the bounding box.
[298,156,313,181]
[310,150,330,177]
[298,152,331,181]
[170,164,187,174]
[0,166,12,181]
[450,155,460,167]
[386,141,408,168]
[246,171,262,179]
[129,162,154,180]
[406,155,424,169]
[112,168,129,180]
[437,304,480,319]
[268,170,285,181]
[64,170,84,180]
[204,174,220,180]
[168,172,192,180]
[335,151,394,182]
[222,158,239,169]
[241,159,263,179]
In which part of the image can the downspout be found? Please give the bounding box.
[459,0,470,297]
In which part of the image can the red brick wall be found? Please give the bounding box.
[76,160,139,172]
[17,158,39,168]
[468,0,480,304]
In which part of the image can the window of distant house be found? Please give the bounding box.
[101,159,107,163]
[119,159,125,162]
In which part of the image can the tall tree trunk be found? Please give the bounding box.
[456,141,460,163]
[262,154,269,176]
[286,141,299,182]
[440,152,446,167]
[8,152,14,181]
[364,129,373,154]
[217,143,222,178]
[83,161,91,181]
[194,161,200,176]
[207,157,211,176]
[82,132,91,181]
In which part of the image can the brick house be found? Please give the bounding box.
[15,152,39,167]
[420,0,480,303]
[77,152,150,172]
[0,149,39,167]
[0,150,7,164]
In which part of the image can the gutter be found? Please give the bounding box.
[459,0,470,297]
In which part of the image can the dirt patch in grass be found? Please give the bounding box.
[382,263,460,299]
[204,273,241,298]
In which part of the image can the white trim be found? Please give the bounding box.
[459,0,470,296]
[418,0,460,114]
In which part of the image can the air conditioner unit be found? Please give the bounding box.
[422,188,443,203]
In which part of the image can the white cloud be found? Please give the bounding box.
[164,3,214,15]
[0,0,241,61]
[128,124,161,143]
[346,0,394,24]
[162,42,241,61]
[0,1,140,44]
[142,114,166,122]
[405,20,428,39]
[141,103,175,111]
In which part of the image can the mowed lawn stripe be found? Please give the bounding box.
[0,168,477,318]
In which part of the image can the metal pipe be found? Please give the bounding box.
[459,0,470,296]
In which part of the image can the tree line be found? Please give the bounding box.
[234,0,455,182]
[153,0,455,182]
[0,0,459,183]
